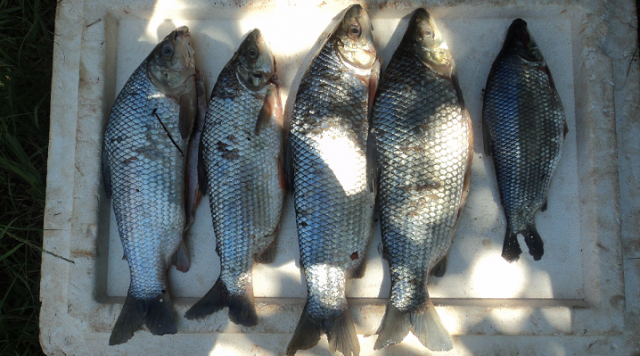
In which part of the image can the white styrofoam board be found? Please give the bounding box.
[41,0,635,355]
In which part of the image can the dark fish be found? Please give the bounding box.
[285,5,379,356]
[371,9,471,351]
[103,26,200,345]
[482,18,567,262]
[184,29,284,327]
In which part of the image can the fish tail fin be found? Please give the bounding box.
[524,223,544,260]
[184,278,258,326]
[411,299,453,351]
[501,230,522,262]
[373,303,410,350]
[326,307,360,356]
[286,303,323,356]
[286,303,360,356]
[109,291,176,345]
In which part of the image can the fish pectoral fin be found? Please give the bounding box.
[284,137,294,193]
[197,140,208,195]
[254,86,282,135]
[431,255,448,278]
[101,144,112,199]
[179,93,195,140]
[481,114,494,157]
[171,241,190,273]
[563,120,569,138]
[367,59,381,115]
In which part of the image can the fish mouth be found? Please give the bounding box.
[173,26,191,41]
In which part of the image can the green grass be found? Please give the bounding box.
[0,0,57,355]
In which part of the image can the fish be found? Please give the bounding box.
[370,9,471,351]
[184,29,284,327]
[285,5,379,356]
[482,18,567,262]
[102,26,201,345]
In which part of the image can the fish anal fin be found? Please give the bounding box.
[431,255,448,278]
[350,259,366,279]
[171,241,190,272]
[255,232,279,265]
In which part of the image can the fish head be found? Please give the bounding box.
[503,19,543,62]
[236,29,277,92]
[406,9,453,72]
[334,5,377,69]
[147,26,196,91]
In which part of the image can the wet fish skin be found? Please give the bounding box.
[371,8,471,351]
[184,29,284,327]
[286,5,379,356]
[482,18,567,262]
[103,26,197,345]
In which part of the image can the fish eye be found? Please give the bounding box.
[162,45,174,57]
[247,48,258,59]
[424,29,432,38]
[348,23,361,39]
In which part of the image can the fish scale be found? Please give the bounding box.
[372,9,470,352]
[483,18,566,262]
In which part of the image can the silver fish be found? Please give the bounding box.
[103,26,201,345]
[184,29,284,326]
[371,9,471,351]
[286,5,379,356]
[482,19,567,262]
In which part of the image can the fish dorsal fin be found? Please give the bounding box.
[179,93,194,140]
[101,144,112,198]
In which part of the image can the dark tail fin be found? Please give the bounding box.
[501,230,522,262]
[184,278,258,327]
[374,300,453,351]
[524,223,544,260]
[109,291,177,345]
[286,303,359,356]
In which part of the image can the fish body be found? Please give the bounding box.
[371,9,471,351]
[103,27,198,345]
[482,19,567,262]
[285,5,379,356]
[184,29,284,326]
